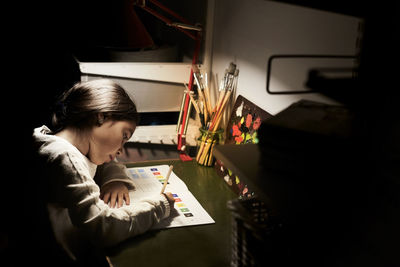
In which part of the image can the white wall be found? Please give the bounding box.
[209,0,361,115]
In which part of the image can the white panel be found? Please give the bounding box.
[211,0,361,115]
[83,75,185,113]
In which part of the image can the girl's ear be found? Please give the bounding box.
[97,113,105,126]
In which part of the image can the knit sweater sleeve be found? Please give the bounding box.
[95,160,135,190]
[43,146,170,248]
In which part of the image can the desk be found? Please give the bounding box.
[106,160,237,267]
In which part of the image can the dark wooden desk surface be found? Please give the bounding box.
[106,160,237,267]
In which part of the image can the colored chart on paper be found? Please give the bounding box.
[126,165,215,229]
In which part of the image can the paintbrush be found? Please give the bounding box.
[202,72,213,117]
[176,90,187,133]
[193,65,212,120]
[184,83,205,127]
[210,68,239,131]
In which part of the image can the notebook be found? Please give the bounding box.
[126,165,215,229]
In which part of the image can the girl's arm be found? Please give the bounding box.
[94,160,135,190]
[95,161,136,208]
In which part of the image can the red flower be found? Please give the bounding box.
[245,114,252,128]
[232,124,241,136]
[235,135,244,143]
[253,117,261,130]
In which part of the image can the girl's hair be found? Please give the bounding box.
[52,79,139,132]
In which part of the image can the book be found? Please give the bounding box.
[126,165,215,229]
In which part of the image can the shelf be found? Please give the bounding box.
[78,61,194,84]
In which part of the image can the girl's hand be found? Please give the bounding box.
[100,181,130,208]
[162,192,175,208]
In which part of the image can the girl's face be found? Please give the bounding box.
[88,120,136,165]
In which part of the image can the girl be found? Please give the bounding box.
[32,79,175,265]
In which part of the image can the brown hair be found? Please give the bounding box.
[52,79,139,132]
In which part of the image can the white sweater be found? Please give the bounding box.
[32,126,170,260]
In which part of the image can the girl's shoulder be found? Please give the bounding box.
[33,126,77,157]
[32,126,86,170]
[33,125,97,180]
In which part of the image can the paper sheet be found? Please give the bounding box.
[126,165,215,229]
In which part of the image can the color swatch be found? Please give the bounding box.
[128,167,169,184]
[172,193,194,218]
[128,168,194,218]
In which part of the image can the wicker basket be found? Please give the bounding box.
[228,197,284,267]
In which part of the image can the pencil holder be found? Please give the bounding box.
[196,127,224,167]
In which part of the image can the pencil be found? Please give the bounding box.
[160,165,173,193]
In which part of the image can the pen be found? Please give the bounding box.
[160,165,173,194]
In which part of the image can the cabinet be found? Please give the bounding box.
[214,100,363,266]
